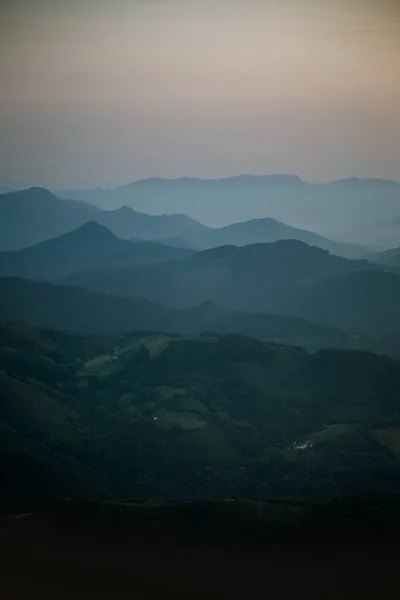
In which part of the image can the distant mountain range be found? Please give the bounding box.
[165,217,367,258]
[0,187,209,251]
[369,244,400,268]
[0,187,367,259]
[2,183,400,342]
[0,222,192,279]
[58,175,400,243]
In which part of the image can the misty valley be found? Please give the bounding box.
[2,181,400,597]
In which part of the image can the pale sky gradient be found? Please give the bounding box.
[0,0,399,188]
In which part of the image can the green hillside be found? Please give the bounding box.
[2,321,400,504]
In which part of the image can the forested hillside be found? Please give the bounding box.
[2,321,400,504]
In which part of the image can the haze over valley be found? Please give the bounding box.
[58,175,400,245]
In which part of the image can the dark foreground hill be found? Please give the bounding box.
[0,222,192,279]
[2,321,400,504]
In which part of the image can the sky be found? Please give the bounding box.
[0,0,399,188]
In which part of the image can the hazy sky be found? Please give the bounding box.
[0,0,399,188]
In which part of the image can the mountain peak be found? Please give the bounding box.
[108,205,137,215]
[117,205,135,213]
[68,221,116,239]
[5,187,57,200]
[33,220,120,249]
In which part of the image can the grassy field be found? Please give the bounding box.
[143,336,170,357]
[84,354,113,368]
[152,385,187,400]
[154,408,207,430]
[181,425,235,464]
[372,427,400,456]
[310,424,360,445]
[165,395,208,414]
